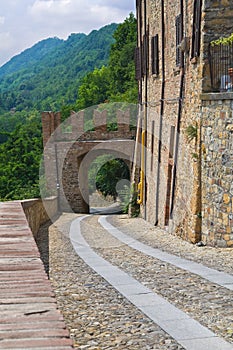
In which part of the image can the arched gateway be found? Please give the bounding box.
[41,107,136,213]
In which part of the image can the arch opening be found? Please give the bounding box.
[87,154,131,215]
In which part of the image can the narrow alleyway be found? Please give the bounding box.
[45,213,233,350]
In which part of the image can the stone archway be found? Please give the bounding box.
[41,107,136,213]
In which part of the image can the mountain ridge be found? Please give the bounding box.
[0,23,118,112]
[0,37,66,76]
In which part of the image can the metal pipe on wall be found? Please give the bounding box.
[170,0,185,217]
[154,0,165,225]
[143,0,148,220]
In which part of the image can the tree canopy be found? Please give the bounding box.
[0,116,42,200]
[74,13,138,111]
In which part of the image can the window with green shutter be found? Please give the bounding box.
[142,33,149,76]
[151,34,159,75]
[135,47,142,80]
[176,14,182,67]
[191,0,202,59]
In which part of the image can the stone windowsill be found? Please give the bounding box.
[200,92,233,101]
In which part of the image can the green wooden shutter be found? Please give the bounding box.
[191,0,202,59]
[151,35,159,75]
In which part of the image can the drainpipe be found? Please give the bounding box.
[54,143,61,212]
[170,0,185,217]
[137,0,148,218]
[143,0,148,220]
[155,0,165,225]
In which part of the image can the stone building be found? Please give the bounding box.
[134,0,233,246]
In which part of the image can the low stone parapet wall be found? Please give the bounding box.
[0,200,73,348]
[21,196,58,239]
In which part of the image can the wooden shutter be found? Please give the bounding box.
[135,47,142,80]
[176,14,182,67]
[191,0,202,59]
[142,33,149,76]
[151,35,159,75]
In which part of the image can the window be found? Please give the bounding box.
[135,47,142,80]
[175,14,182,67]
[169,126,175,158]
[142,33,149,76]
[151,35,159,75]
[150,121,155,171]
[191,0,202,59]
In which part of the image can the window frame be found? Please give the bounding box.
[151,34,159,75]
[191,0,202,60]
[135,47,142,81]
[175,14,182,67]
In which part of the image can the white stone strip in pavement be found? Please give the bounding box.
[69,216,233,350]
[99,216,233,291]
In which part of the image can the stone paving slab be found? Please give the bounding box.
[0,338,74,349]
[0,288,54,297]
[0,321,67,331]
[180,338,233,350]
[0,202,74,349]
[0,310,65,323]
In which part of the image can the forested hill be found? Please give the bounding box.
[0,23,118,112]
[0,36,70,77]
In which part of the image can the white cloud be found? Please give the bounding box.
[0,32,13,50]
[0,17,5,25]
[28,0,133,33]
[29,0,75,16]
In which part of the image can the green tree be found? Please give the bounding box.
[75,13,138,110]
[95,158,130,200]
[0,116,43,200]
[108,12,138,102]
[76,66,110,110]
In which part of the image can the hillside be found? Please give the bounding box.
[0,23,118,112]
[0,37,67,77]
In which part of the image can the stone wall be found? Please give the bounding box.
[136,0,203,243]
[201,93,233,247]
[42,109,136,144]
[21,197,58,239]
[134,0,233,246]
[42,109,136,213]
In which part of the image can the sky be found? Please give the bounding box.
[0,0,135,67]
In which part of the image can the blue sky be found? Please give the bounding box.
[0,0,135,67]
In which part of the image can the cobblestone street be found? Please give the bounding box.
[38,213,233,350]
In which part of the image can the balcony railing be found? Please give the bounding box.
[208,41,233,92]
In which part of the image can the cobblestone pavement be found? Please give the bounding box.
[107,215,233,275]
[38,213,233,349]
